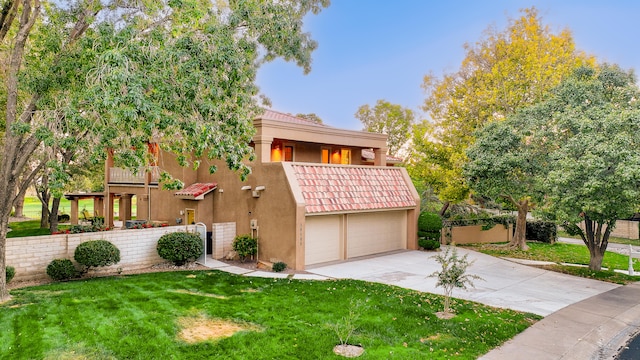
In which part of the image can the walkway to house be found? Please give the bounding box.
[202,246,640,359]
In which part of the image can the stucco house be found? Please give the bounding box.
[103,110,420,270]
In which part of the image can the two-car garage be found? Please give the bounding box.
[304,210,408,266]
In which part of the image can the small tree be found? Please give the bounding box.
[429,246,482,317]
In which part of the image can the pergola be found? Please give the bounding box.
[62,192,104,225]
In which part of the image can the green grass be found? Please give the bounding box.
[16,196,133,220]
[1,271,540,359]
[465,242,640,284]
[7,220,72,238]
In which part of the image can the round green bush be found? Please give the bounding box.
[5,266,15,283]
[46,259,78,281]
[418,238,441,250]
[272,261,287,273]
[233,234,258,262]
[74,240,121,270]
[418,212,443,240]
[157,232,203,266]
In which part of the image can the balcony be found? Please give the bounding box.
[109,167,159,185]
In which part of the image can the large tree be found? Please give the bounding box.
[464,110,548,250]
[355,99,414,156]
[410,7,592,210]
[0,0,329,301]
[538,65,640,271]
[466,64,640,269]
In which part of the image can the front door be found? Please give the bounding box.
[186,208,195,224]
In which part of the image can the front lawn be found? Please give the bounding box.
[1,271,539,359]
[465,242,640,284]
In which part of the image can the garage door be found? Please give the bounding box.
[347,211,406,258]
[305,215,342,265]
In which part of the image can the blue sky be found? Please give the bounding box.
[256,1,640,130]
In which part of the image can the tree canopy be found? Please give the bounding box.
[0,0,329,301]
[409,7,593,208]
[466,64,640,270]
[355,99,414,156]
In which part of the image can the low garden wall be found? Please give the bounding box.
[6,225,197,281]
[443,224,513,245]
[576,220,639,240]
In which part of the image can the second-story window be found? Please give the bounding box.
[284,145,294,161]
[321,148,330,163]
[341,149,351,164]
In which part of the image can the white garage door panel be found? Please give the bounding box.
[305,215,341,265]
[347,211,406,258]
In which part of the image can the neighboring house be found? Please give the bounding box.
[103,110,420,270]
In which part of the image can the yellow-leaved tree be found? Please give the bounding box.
[407,7,594,219]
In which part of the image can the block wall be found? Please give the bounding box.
[6,225,197,281]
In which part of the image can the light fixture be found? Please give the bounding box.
[241,185,252,191]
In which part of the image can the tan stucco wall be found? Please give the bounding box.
[444,224,513,244]
[194,160,300,268]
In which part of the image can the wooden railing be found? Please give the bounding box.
[109,167,159,184]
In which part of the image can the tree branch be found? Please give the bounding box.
[0,0,19,41]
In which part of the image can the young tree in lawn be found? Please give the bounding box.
[355,99,414,157]
[0,0,329,301]
[411,7,592,212]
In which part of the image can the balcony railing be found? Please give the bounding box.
[109,167,159,184]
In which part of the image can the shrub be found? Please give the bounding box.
[272,262,287,272]
[5,266,15,283]
[74,240,121,272]
[157,232,203,266]
[526,220,557,243]
[418,212,443,248]
[46,259,78,281]
[57,214,70,222]
[233,234,258,262]
[418,238,441,250]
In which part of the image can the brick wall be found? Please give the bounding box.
[6,225,197,281]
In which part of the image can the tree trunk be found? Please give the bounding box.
[0,217,9,302]
[507,199,529,250]
[588,250,604,272]
[39,188,50,229]
[49,196,61,233]
[13,188,25,218]
[582,215,611,271]
[439,201,450,217]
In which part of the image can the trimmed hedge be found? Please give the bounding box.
[74,240,121,271]
[5,266,15,283]
[47,259,78,281]
[526,220,557,243]
[157,232,203,266]
[418,238,441,250]
[418,212,442,242]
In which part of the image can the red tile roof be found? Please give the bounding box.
[260,109,328,127]
[290,164,416,214]
[175,182,217,200]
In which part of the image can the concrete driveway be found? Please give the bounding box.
[306,246,619,316]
